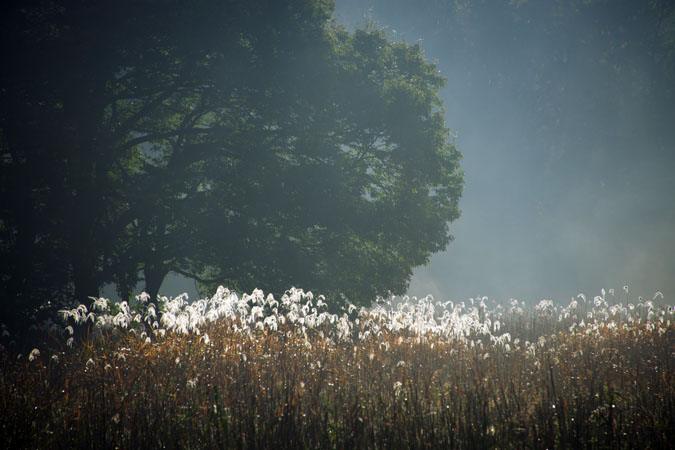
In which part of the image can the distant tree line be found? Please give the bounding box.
[0,0,463,330]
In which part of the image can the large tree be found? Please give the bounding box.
[0,0,463,328]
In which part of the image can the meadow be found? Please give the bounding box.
[1,287,673,449]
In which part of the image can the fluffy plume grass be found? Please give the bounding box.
[1,287,673,448]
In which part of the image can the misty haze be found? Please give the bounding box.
[2,1,674,448]
[139,0,675,306]
[335,0,675,305]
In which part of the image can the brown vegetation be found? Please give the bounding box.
[1,291,674,448]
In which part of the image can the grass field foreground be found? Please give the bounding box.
[1,287,674,448]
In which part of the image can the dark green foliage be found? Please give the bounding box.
[0,0,463,327]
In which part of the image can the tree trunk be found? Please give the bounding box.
[73,258,102,305]
[144,263,169,302]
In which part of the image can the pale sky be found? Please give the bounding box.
[335,0,675,304]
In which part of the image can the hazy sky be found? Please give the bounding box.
[333,0,675,304]
[134,0,675,306]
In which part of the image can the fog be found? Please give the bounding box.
[118,0,675,306]
[334,0,675,304]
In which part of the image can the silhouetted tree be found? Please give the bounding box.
[0,0,463,329]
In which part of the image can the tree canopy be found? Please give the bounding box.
[0,0,463,328]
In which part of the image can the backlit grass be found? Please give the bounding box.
[1,288,673,448]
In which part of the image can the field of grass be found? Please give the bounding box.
[1,287,674,449]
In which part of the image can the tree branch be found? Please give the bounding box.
[170,267,224,285]
[112,89,175,141]
[120,127,217,151]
